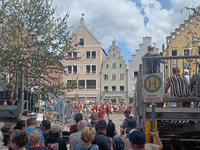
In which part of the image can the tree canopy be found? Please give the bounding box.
[0,0,75,101]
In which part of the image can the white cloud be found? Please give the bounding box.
[52,0,200,56]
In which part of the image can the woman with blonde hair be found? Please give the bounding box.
[74,127,99,150]
[9,130,28,150]
[27,130,48,150]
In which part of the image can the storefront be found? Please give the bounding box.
[101,92,128,104]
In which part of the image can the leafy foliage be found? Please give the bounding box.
[0,0,76,101]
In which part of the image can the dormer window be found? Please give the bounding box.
[80,38,84,46]
[186,23,189,27]
[177,31,180,35]
[181,27,184,31]
[168,39,171,43]
[172,35,175,39]
[190,19,194,23]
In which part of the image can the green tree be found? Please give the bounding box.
[0,0,76,102]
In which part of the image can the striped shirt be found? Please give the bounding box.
[165,74,189,96]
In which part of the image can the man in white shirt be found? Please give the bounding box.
[69,120,87,150]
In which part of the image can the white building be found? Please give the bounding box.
[128,37,159,102]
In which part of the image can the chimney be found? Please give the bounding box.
[80,18,84,26]
[162,44,165,52]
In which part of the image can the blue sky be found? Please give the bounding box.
[53,0,199,67]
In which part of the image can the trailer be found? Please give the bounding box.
[133,55,200,150]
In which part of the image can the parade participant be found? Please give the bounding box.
[92,120,114,150]
[69,120,87,150]
[102,107,105,120]
[105,105,111,120]
[70,113,83,134]
[89,110,99,127]
[98,107,104,120]
[120,110,133,137]
[0,130,8,150]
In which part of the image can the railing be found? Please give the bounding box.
[133,55,200,130]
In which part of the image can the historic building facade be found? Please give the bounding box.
[63,19,107,103]
[165,8,200,77]
[128,37,159,102]
[101,39,128,104]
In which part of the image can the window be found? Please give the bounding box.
[104,74,108,80]
[198,47,200,55]
[67,80,77,89]
[78,80,85,89]
[80,38,84,46]
[186,23,189,27]
[113,48,115,51]
[134,71,138,77]
[171,50,177,56]
[184,63,190,69]
[168,39,171,43]
[184,49,190,56]
[104,86,108,91]
[113,54,115,57]
[120,64,122,68]
[92,51,96,58]
[172,35,176,39]
[177,31,180,35]
[73,52,77,58]
[86,65,90,74]
[86,51,90,58]
[112,74,116,80]
[133,84,136,90]
[68,66,72,74]
[86,80,96,89]
[73,66,77,74]
[112,63,116,68]
[181,27,184,31]
[120,86,124,91]
[92,65,96,73]
[68,52,72,58]
[112,86,116,91]
[190,19,194,22]
[106,64,108,68]
[120,74,124,80]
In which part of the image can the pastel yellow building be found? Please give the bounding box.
[165,8,200,77]
[63,19,107,103]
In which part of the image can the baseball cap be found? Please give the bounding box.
[147,43,155,51]
[50,124,64,133]
[184,69,189,74]
[127,130,146,145]
[126,118,137,129]
[0,122,4,130]
[123,109,131,114]
[113,137,124,150]
[97,120,107,129]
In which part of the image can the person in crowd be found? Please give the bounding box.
[0,130,8,150]
[46,125,67,150]
[120,109,133,137]
[65,100,74,124]
[7,126,15,150]
[106,120,119,140]
[142,43,165,75]
[0,122,4,130]
[70,113,83,134]
[24,118,45,147]
[89,110,99,127]
[113,137,124,150]
[14,120,26,130]
[39,120,51,146]
[69,120,87,150]
[92,120,113,150]
[165,67,189,107]
[170,138,184,150]
[9,130,28,150]
[127,130,163,150]
[121,118,137,150]
[27,130,48,150]
[190,67,200,97]
[183,69,190,86]
[74,127,98,150]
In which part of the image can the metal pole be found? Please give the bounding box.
[151,103,155,132]
[19,67,24,120]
